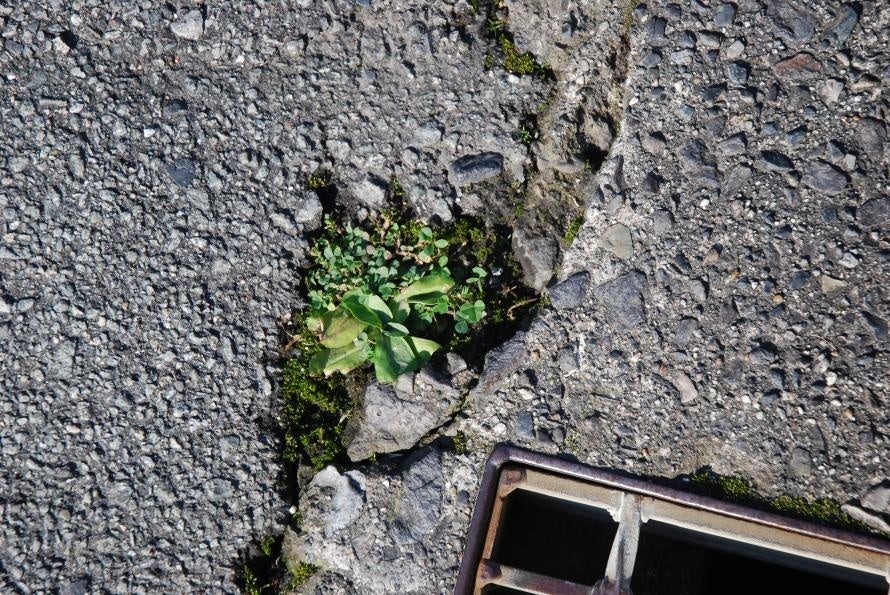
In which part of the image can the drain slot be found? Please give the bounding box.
[455,445,890,595]
[491,490,617,585]
[631,521,885,595]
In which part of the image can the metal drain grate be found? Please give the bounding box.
[455,445,890,595]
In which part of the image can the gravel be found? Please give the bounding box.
[291,0,890,590]
[0,0,548,591]
[3,0,889,592]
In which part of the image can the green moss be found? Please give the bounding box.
[688,469,868,533]
[440,216,540,357]
[623,0,642,33]
[288,562,319,588]
[388,176,406,201]
[563,213,584,244]
[500,35,540,76]
[280,322,352,470]
[260,534,277,558]
[307,170,332,190]
[242,566,260,595]
[452,431,470,455]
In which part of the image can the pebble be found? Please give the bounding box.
[599,224,634,259]
[448,152,504,186]
[773,52,822,80]
[857,198,888,228]
[165,158,196,188]
[170,9,204,41]
[713,3,736,27]
[673,372,699,404]
[801,161,848,194]
[641,131,667,155]
[758,150,794,173]
[549,272,590,311]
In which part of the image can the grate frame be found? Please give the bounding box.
[455,444,890,595]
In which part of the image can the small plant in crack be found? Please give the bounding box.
[305,216,489,383]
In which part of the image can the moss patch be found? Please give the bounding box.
[440,216,540,360]
[687,468,868,533]
[239,533,319,594]
[563,213,585,245]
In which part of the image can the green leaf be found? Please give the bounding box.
[320,308,366,348]
[419,226,433,241]
[407,336,440,361]
[404,291,449,305]
[383,322,410,337]
[341,298,382,329]
[362,294,392,323]
[309,340,369,376]
[454,320,469,334]
[438,255,448,267]
[372,335,417,383]
[457,300,486,323]
[388,299,410,323]
[434,239,448,249]
[396,273,455,302]
[304,314,324,334]
[472,266,487,278]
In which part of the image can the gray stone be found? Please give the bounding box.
[862,483,890,514]
[344,375,460,461]
[472,332,529,405]
[448,152,504,187]
[726,61,748,84]
[391,447,443,544]
[757,150,794,173]
[652,209,674,235]
[641,131,667,155]
[856,118,886,156]
[673,372,698,404]
[713,3,736,27]
[788,447,813,477]
[293,195,324,226]
[858,198,889,228]
[841,505,890,534]
[819,79,843,104]
[170,9,204,41]
[599,224,633,259]
[768,1,816,46]
[723,39,745,59]
[680,140,720,188]
[821,4,859,46]
[549,272,590,311]
[349,176,388,211]
[512,228,557,291]
[166,158,196,188]
[821,275,848,292]
[304,466,366,537]
[515,411,535,439]
[594,271,648,331]
[446,352,467,375]
[675,318,699,347]
[801,161,848,194]
[718,133,747,156]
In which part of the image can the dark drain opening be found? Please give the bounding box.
[491,489,617,585]
[631,521,886,595]
[456,446,890,595]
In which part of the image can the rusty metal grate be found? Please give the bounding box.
[455,445,890,595]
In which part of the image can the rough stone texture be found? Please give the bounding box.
[344,371,461,461]
[292,0,890,591]
[0,0,549,592]
[549,271,590,311]
[3,0,890,593]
